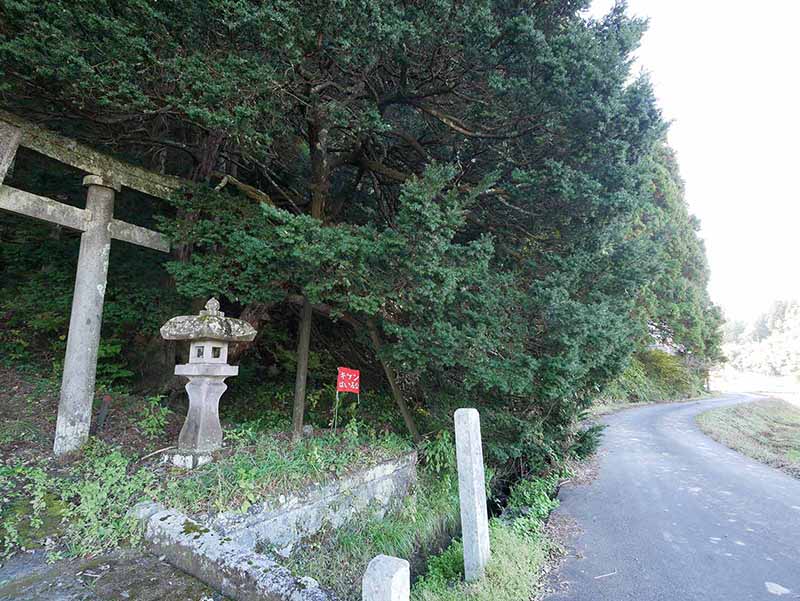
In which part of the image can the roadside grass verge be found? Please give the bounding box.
[696,399,800,478]
[410,471,564,601]
[412,514,547,601]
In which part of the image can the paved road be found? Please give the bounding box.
[545,394,800,601]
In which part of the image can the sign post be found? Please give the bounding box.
[454,408,491,582]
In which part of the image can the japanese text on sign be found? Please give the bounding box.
[336,367,360,394]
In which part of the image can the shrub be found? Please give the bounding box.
[136,394,173,438]
[507,473,561,520]
[570,423,605,459]
[420,430,456,475]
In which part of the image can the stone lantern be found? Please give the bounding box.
[160,298,257,468]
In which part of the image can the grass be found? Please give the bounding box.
[0,361,565,601]
[286,470,461,600]
[696,398,800,478]
[163,419,411,514]
[285,429,577,601]
[0,363,416,560]
[409,469,565,601]
[287,470,558,601]
[0,418,40,446]
[1,441,157,558]
[412,515,548,601]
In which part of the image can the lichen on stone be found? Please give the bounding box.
[161,298,257,342]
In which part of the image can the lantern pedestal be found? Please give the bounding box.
[175,363,238,458]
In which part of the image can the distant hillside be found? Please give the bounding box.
[724,300,800,377]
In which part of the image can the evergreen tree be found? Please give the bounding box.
[0,0,722,469]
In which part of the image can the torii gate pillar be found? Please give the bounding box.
[53,175,119,456]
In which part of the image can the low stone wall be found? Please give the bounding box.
[133,451,417,601]
[133,502,334,601]
[210,451,418,556]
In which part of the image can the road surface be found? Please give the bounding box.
[545,394,800,600]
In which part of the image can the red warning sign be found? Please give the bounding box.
[336,367,360,394]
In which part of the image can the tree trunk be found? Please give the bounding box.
[367,318,422,443]
[292,299,313,440]
[291,104,328,437]
[228,302,273,363]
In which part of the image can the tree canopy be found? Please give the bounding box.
[0,0,722,470]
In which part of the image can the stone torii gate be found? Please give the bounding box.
[0,111,183,456]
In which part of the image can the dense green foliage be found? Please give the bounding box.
[600,348,705,404]
[0,1,721,476]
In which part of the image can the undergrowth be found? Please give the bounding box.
[0,420,410,558]
[164,419,410,513]
[410,469,565,601]
[599,348,705,405]
[0,440,154,558]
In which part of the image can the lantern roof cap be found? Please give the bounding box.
[160,298,257,342]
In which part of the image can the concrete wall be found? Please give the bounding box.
[209,452,418,556]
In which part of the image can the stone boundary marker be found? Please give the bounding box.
[454,408,491,582]
[132,502,337,601]
[362,555,410,601]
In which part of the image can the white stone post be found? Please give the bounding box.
[454,408,491,582]
[53,175,119,456]
[362,555,409,601]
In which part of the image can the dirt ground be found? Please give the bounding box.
[0,365,185,465]
[535,453,601,600]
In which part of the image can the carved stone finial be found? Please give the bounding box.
[205,298,221,314]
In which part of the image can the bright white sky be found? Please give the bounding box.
[588,1,800,322]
